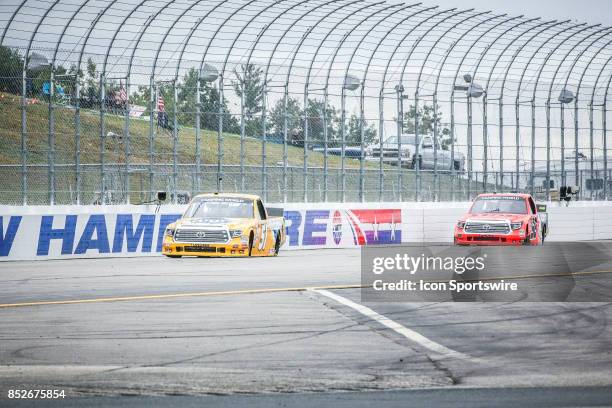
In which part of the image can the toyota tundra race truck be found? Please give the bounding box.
[454,193,548,246]
[162,193,286,257]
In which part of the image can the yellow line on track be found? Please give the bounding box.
[1,269,611,309]
[0,284,364,309]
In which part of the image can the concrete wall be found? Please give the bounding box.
[1,201,610,261]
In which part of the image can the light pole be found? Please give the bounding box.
[196,63,218,194]
[456,74,484,200]
[342,74,360,202]
[558,88,575,193]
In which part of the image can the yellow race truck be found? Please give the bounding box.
[161,193,285,258]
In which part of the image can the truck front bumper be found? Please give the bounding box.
[454,228,527,246]
[162,240,250,257]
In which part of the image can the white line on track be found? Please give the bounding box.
[310,288,470,360]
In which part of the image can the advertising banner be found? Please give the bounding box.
[2,202,612,261]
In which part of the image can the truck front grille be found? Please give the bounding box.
[174,228,229,243]
[464,221,510,234]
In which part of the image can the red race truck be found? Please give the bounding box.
[454,193,548,246]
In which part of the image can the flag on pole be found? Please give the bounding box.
[118,84,127,103]
[157,95,165,112]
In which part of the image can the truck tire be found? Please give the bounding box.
[248,231,254,256]
[412,156,422,170]
[522,228,531,246]
[274,233,281,256]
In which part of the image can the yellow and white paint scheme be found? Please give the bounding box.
[162,193,285,258]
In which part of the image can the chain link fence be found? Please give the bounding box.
[1,0,611,204]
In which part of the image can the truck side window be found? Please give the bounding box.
[256,200,267,220]
[528,197,536,214]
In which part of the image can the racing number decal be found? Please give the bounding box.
[258,224,268,251]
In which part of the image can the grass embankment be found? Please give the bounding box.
[0,93,378,168]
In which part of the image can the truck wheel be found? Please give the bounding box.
[274,234,281,256]
[522,228,531,246]
[248,231,254,256]
[412,156,422,170]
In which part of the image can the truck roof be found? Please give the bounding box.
[476,193,532,199]
[193,192,261,201]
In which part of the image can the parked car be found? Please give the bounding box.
[367,134,464,170]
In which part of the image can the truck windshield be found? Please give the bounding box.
[385,135,418,145]
[470,197,527,214]
[185,197,253,219]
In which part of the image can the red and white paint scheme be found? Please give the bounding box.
[454,193,548,246]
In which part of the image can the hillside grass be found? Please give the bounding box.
[0,93,382,169]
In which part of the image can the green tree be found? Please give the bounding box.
[129,68,238,133]
[0,46,23,94]
[346,113,377,145]
[402,103,452,150]
[305,99,340,146]
[268,96,302,135]
[233,63,264,137]
[84,58,98,102]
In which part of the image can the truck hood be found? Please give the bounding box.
[177,217,254,229]
[461,213,530,223]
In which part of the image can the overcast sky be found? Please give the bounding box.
[421,0,612,26]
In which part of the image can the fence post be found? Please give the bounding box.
[561,102,566,189]
[467,94,473,200]
[378,91,384,201]
[282,85,288,203]
[240,78,245,191]
[589,101,594,199]
[530,99,536,196]
[603,103,608,200]
[433,93,439,200]
[75,77,81,204]
[499,100,504,193]
[322,90,329,202]
[21,66,27,205]
[482,92,488,193]
[217,74,224,193]
[340,88,346,202]
[99,73,106,204]
[261,82,267,201]
[414,91,420,201]
[450,92,455,201]
[48,67,55,205]
[545,100,551,201]
[149,77,155,202]
[395,85,403,202]
[303,92,309,202]
[124,77,130,204]
[172,80,178,204]
[195,79,201,193]
[359,80,365,202]
[515,98,520,193]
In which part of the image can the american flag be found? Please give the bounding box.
[157,95,165,112]
[118,85,127,102]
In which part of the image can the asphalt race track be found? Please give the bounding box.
[1,249,612,406]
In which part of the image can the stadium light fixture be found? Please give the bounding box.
[200,63,219,82]
[27,52,50,72]
[558,88,575,104]
[343,74,361,91]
